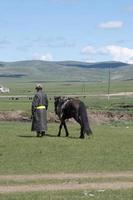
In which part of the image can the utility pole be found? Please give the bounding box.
[107,65,111,101]
[82,82,85,95]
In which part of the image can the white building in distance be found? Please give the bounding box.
[0,85,10,93]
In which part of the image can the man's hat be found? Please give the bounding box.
[35,83,43,89]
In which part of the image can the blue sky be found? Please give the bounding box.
[0,0,133,63]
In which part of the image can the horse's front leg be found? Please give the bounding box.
[63,121,69,137]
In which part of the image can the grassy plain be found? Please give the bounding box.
[0,80,133,113]
[0,121,133,174]
[0,79,133,199]
[0,189,133,200]
[0,121,133,198]
[1,79,133,95]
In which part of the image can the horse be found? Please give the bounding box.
[54,96,92,139]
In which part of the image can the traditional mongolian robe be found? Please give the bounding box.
[31,90,48,133]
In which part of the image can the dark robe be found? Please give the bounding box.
[31,90,48,132]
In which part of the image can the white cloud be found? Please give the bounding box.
[81,45,96,62]
[102,45,133,64]
[33,53,53,61]
[81,45,96,54]
[81,45,133,64]
[99,21,123,29]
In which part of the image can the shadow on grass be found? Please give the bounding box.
[17,134,82,140]
[46,134,81,139]
[45,133,58,138]
[17,134,58,138]
[17,135,35,138]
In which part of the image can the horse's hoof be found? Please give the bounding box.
[79,135,84,139]
[41,131,45,136]
[37,132,40,137]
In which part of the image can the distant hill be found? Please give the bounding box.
[0,60,132,81]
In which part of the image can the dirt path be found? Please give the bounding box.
[0,172,133,193]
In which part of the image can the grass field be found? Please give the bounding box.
[1,79,133,95]
[0,80,133,174]
[0,189,133,200]
[0,80,133,113]
[0,121,133,174]
[0,80,133,199]
[0,121,133,199]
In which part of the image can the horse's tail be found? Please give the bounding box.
[79,102,92,135]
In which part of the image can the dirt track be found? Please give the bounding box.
[0,172,133,193]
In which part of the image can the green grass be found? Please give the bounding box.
[1,79,133,95]
[0,79,133,199]
[1,80,133,113]
[0,122,133,174]
[0,189,133,200]
[0,95,133,115]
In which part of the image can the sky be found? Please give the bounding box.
[0,0,133,63]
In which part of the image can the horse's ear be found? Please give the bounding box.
[54,96,60,100]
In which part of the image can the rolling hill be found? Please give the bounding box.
[0,60,132,81]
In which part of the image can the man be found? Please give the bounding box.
[31,84,48,137]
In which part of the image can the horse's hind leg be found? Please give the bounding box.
[63,121,69,137]
[74,116,84,139]
[58,123,62,137]
[79,126,84,139]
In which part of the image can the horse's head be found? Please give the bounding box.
[54,96,67,118]
[54,96,62,116]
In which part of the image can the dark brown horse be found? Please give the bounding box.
[54,96,92,139]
